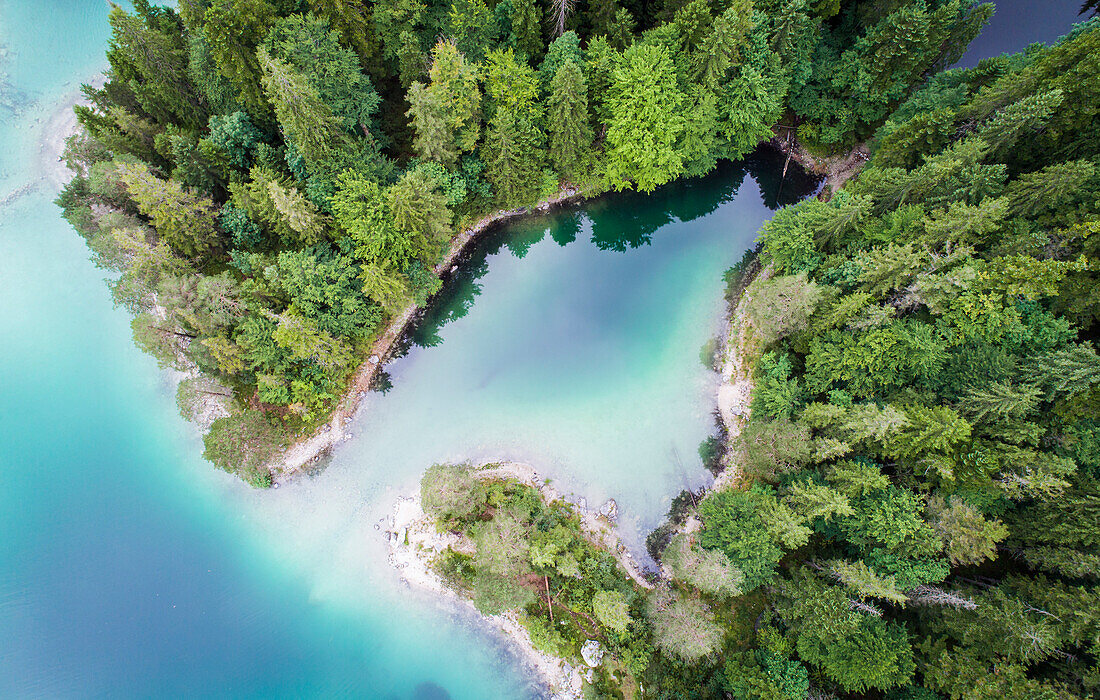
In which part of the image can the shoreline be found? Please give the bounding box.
[270,189,591,484]
[711,259,768,492]
[771,129,868,202]
[269,141,820,485]
[384,460,650,700]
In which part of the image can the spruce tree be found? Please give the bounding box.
[510,0,543,61]
[546,60,592,180]
[201,0,277,116]
[117,162,223,259]
[257,48,347,171]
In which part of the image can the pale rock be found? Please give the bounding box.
[581,640,603,668]
[599,499,618,521]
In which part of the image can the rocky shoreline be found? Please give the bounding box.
[384,461,650,700]
[268,190,591,484]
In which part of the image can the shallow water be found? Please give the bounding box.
[0,0,1074,696]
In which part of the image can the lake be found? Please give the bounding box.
[0,0,1084,696]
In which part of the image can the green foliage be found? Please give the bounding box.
[698,487,792,592]
[744,273,823,348]
[116,161,223,259]
[592,590,632,633]
[604,43,686,192]
[407,40,481,167]
[645,585,724,662]
[546,60,592,180]
[202,409,282,487]
[662,534,743,598]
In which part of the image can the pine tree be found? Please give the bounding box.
[263,14,382,136]
[406,82,458,165]
[977,88,1064,158]
[1007,159,1098,220]
[372,0,425,65]
[266,179,328,246]
[359,263,410,312]
[331,171,415,269]
[1033,344,1100,398]
[721,65,782,159]
[828,559,908,604]
[273,310,354,369]
[927,495,1008,566]
[484,108,542,204]
[785,480,854,521]
[546,60,592,180]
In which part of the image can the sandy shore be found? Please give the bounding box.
[385,460,652,700]
[270,190,591,483]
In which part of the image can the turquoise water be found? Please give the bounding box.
[1,0,1058,696]
[0,3,812,695]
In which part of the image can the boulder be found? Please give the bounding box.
[599,499,618,521]
[581,640,604,668]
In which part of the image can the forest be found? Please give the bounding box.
[57,0,988,486]
[681,15,1100,700]
[417,11,1100,700]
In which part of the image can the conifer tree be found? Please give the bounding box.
[107,5,206,129]
[692,1,753,89]
[510,0,543,61]
[306,0,379,71]
[117,162,223,259]
[257,48,348,171]
[482,50,545,204]
[448,0,494,62]
[957,380,1041,422]
[266,179,328,245]
[546,60,592,180]
[201,0,277,115]
[386,169,453,263]
[406,41,481,167]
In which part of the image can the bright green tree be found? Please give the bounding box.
[603,43,686,192]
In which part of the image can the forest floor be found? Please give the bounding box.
[270,189,587,483]
[385,460,649,700]
[772,128,870,202]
